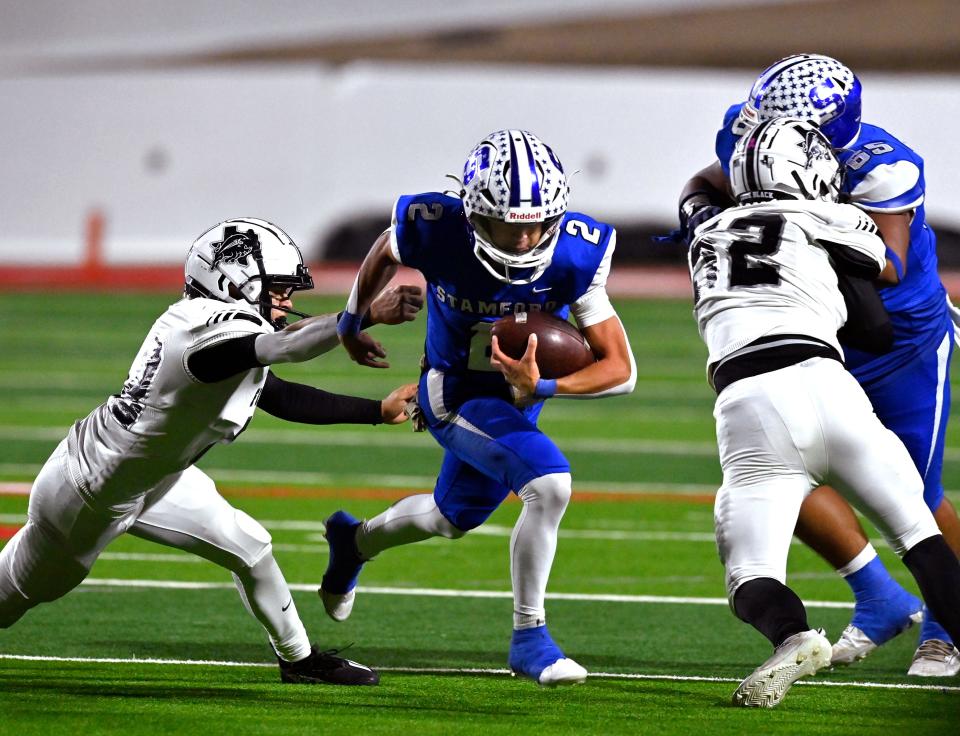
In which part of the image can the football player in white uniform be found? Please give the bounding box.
[689,120,960,707]
[0,218,423,685]
[682,54,960,676]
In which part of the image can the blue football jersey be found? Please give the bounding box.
[391,192,615,402]
[715,103,948,384]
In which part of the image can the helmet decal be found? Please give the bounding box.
[210,226,258,268]
[460,129,570,284]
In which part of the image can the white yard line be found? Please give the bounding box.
[76,577,855,609]
[0,654,955,693]
[98,552,202,563]
[0,512,945,555]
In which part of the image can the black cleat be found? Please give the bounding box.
[278,645,379,686]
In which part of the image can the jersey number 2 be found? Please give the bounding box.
[727,213,785,288]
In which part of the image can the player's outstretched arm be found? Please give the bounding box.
[257,374,417,425]
[339,231,404,368]
[187,316,370,382]
[368,284,423,325]
[380,382,419,424]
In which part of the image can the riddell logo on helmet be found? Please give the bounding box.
[506,211,543,222]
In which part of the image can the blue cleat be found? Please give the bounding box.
[831,587,923,666]
[508,625,587,686]
[319,510,365,622]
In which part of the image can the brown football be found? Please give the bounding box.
[491,311,595,379]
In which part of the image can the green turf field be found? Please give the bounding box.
[0,292,958,734]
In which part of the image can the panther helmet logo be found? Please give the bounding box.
[803,129,832,168]
[211,226,258,267]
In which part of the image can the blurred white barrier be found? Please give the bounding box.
[1,62,957,265]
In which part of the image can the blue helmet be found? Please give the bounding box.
[735,54,862,148]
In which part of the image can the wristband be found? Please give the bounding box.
[679,191,713,222]
[336,310,364,336]
[884,247,905,281]
[533,378,557,398]
[337,311,375,331]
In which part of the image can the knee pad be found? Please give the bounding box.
[518,472,572,513]
[204,509,273,572]
[4,522,91,605]
[434,511,468,540]
[231,510,273,566]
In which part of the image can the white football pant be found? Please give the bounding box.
[0,440,311,661]
[713,358,939,599]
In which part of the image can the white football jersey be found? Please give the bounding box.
[689,200,886,370]
[65,297,272,512]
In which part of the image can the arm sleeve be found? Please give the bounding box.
[257,373,384,425]
[812,206,886,279]
[186,333,265,383]
[253,313,340,365]
[835,273,894,355]
[817,238,885,279]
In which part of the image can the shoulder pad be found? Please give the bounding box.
[205,310,267,328]
[559,212,615,250]
[393,192,464,228]
[715,102,746,175]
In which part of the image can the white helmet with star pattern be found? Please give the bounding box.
[460,129,569,284]
[734,54,862,148]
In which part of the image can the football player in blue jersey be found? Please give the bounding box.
[322,129,637,686]
[678,54,960,676]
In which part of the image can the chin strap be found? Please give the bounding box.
[268,303,313,330]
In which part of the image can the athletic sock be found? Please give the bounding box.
[233,553,311,662]
[733,577,809,647]
[840,547,921,643]
[514,613,546,630]
[511,473,572,626]
[841,548,896,601]
[918,609,954,646]
[356,494,463,559]
[903,536,960,646]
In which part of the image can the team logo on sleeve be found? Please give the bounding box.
[211,226,259,267]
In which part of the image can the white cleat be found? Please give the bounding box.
[907,640,960,677]
[733,629,832,708]
[319,588,355,622]
[537,657,588,687]
[831,611,923,667]
[831,625,878,666]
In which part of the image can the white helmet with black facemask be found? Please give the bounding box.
[730,118,843,205]
[184,218,314,329]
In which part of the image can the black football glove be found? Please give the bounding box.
[679,191,724,246]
